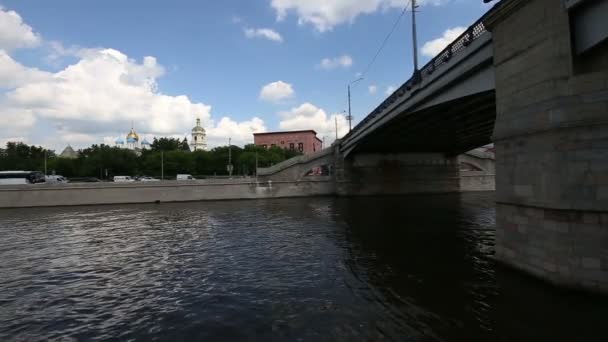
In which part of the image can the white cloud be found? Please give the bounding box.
[0,50,52,88]
[318,55,353,70]
[385,85,396,95]
[0,136,27,147]
[421,26,466,57]
[44,40,82,65]
[4,49,200,135]
[279,103,349,143]
[259,80,295,103]
[0,46,266,150]
[244,28,283,42]
[0,7,275,151]
[368,85,377,95]
[0,6,41,52]
[271,0,447,32]
[207,116,266,147]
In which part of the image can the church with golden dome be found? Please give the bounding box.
[114,124,150,152]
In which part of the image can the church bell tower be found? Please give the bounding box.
[191,117,207,151]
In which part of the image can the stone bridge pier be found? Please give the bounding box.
[335,153,461,196]
[489,0,608,293]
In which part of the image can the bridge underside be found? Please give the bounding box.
[348,90,496,157]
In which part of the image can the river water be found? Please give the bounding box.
[0,193,606,341]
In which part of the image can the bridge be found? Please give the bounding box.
[340,14,494,157]
[259,0,608,294]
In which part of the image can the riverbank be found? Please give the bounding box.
[0,178,335,208]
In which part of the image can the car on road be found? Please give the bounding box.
[139,176,160,182]
[113,176,135,182]
[45,175,69,184]
[177,174,196,181]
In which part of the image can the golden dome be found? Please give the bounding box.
[126,128,139,141]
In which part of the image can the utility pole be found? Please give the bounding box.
[227,137,233,177]
[255,151,258,180]
[44,149,47,176]
[411,0,420,81]
[348,84,352,131]
[161,150,164,180]
[347,78,363,131]
[335,116,338,140]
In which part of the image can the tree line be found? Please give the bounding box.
[0,138,302,179]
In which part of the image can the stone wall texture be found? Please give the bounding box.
[491,0,608,293]
[0,180,334,208]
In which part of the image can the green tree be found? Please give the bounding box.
[0,142,54,172]
[0,140,304,179]
[180,137,191,152]
[150,137,181,151]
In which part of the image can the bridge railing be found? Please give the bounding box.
[342,12,491,143]
[257,147,334,176]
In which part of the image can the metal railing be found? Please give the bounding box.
[257,148,334,176]
[342,14,491,143]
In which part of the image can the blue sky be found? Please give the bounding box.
[0,0,491,150]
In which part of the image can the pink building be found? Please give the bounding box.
[253,130,323,155]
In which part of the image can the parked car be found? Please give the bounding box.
[139,176,160,182]
[113,176,135,182]
[177,174,196,181]
[45,175,69,184]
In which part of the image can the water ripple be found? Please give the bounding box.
[1,194,607,341]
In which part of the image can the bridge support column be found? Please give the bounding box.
[489,0,608,293]
[336,153,460,196]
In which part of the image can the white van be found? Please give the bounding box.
[177,174,196,181]
[113,176,135,182]
[45,175,69,184]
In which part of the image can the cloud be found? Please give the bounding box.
[0,6,41,52]
[244,28,284,42]
[0,51,52,88]
[0,46,265,150]
[0,7,273,151]
[421,26,466,57]
[318,55,353,70]
[271,0,447,32]
[385,85,396,95]
[368,85,377,95]
[207,116,266,147]
[259,80,295,103]
[279,103,349,143]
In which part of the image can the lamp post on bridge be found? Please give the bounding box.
[411,0,421,83]
[348,78,364,132]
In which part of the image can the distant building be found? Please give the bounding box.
[113,124,150,153]
[190,117,207,151]
[253,130,322,155]
[59,145,78,159]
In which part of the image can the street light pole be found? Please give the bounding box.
[335,115,338,140]
[227,137,233,177]
[161,150,164,180]
[348,78,363,131]
[412,0,419,72]
[411,0,422,83]
[44,149,47,176]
